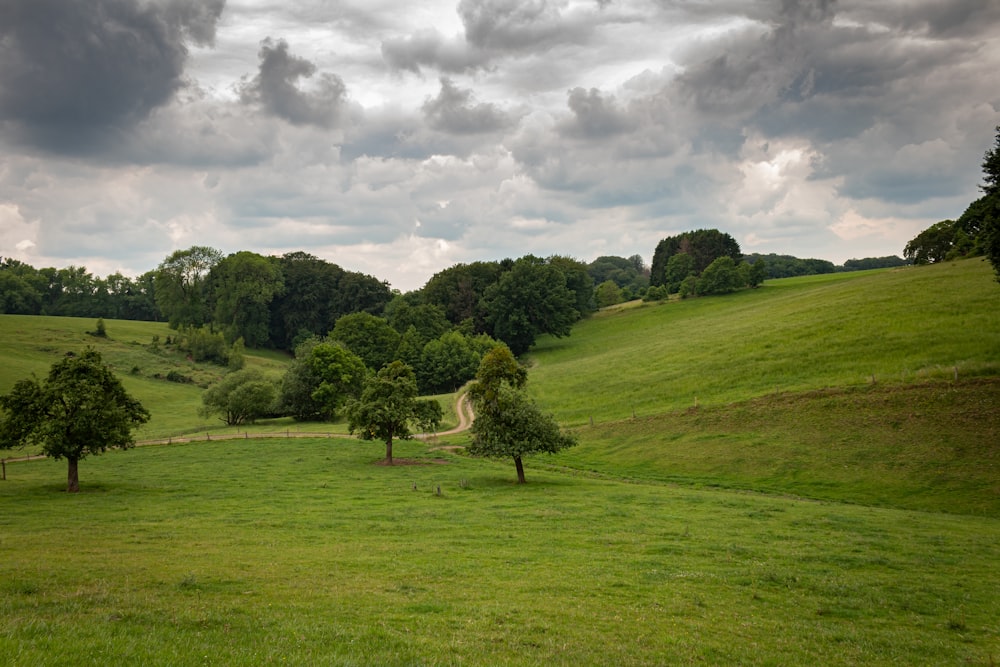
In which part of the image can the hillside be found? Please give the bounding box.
[0,316,292,439]
[528,259,1000,514]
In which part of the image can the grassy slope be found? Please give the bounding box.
[0,315,289,440]
[2,437,999,666]
[2,261,1000,664]
[528,259,1000,515]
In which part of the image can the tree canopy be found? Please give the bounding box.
[467,346,574,483]
[345,361,440,464]
[200,369,278,426]
[0,349,149,492]
[650,229,741,287]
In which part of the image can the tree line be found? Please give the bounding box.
[904,126,1000,278]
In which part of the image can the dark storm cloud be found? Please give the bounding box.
[422,78,512,134]
[0,0,224,153]
[238,38,347,128]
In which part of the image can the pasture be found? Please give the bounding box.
[3,437,999,665]
[2,258,999,664]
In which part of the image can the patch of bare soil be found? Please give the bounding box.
[373,458,450,466]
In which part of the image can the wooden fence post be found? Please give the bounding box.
[2,458,6,481]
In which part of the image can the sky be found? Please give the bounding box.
[1,0,998,292]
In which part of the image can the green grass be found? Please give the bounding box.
[0,314,295,441]
[3,437,999,665]
[529,260,1000,426]
[2,260,1000,664]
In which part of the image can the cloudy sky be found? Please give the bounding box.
[1,0,998,291]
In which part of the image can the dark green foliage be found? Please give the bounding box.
[154,246,222,329]
[587,255,649,294]
[200,369,278,426]
[979,126,1000,280]
[904,220,962,264]
[698,257,743,295]
[841,256,910,271]
[207,251,283,348]
[268,252,345,350]
[741,253,837,279]
[91,318,108,338]
[650,229,741,287]
[547,255,596,316]
[0,349,149,492]
[480,257,579,355]
[420,261,504,326]
[664,252,696,293]
[746,258,767,288]
[174,325,230,365]
[595,280,623,307]
[346,361,437,463]
[386,299,452,342]
[330,312,401,371]
[417,331,480,393]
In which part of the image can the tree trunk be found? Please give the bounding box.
[385,433,393,465]
[514,456,526,484]
[67,457,80,493]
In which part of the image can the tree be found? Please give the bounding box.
[417,331,480,393]
[480,257,579,355]
[746,258,767,288]
[903,220,960,264]
[978,125,1000,280]
[200,369,277,426]
[664,252,695,293]
[345,361,438,464]
[207,251,283,348]
[330,312,401,371]
[650,229,741,287]
[595,280,623,308]
[467,350,575,484]
[154,246,222,329]
[300,340,367,420]
[698,256,743,295]
[0,349,150,492]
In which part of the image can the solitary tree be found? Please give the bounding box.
[468,384,576,484]
[345,361,440,464]
[0,350,149,492]
[467,346,575,483]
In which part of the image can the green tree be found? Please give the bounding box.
[978,125,1000,280]
[650,229,741,287]
[664,252,695,293]
[207,251,284,347]
[330,312,401,371]
[480,257,579,355]
[904,220,959,264]
[698,256,743,295]
[746,258,767,288]
[200,369,277,426]
[154,246,222,329]
[303,341,367,420]
[0,349,150,492]
[417,331,480,393]
[595,280,623,308]
[468,374,575,484]
[420,261,504,326]
[345,361,437,464]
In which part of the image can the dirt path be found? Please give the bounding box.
[1,392,475,465]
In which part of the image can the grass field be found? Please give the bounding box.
[3,437,999,666]
[2,258,999,664]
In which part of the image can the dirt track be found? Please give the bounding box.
[1,392,474,465]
